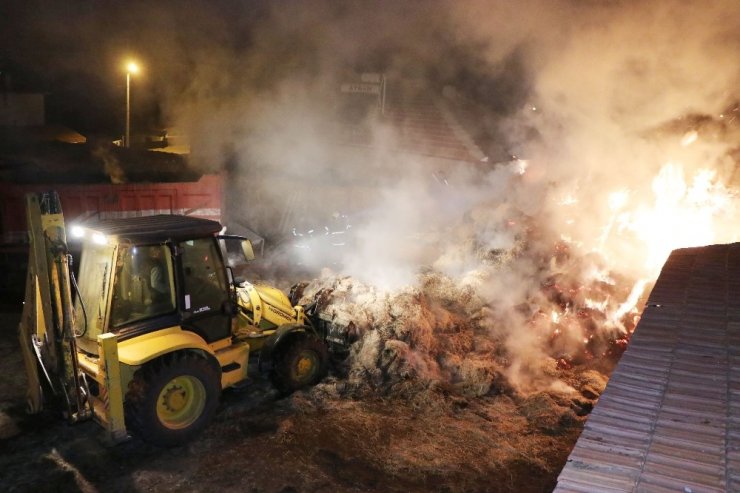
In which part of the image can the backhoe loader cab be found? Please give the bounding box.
[72,215,237,354]
[20,193,329,447]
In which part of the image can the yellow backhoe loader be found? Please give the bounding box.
[19,191,344,446]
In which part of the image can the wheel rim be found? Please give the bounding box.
[156,375,207,430]
[291,350,319,384]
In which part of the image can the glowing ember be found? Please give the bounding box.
[584,298,608,312]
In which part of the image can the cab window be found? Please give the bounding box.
[109,244,175,328]
[74,242,115,339]
[179,238,228,316]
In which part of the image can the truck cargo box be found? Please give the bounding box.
[0,174,222,305]
[0,173,222,244]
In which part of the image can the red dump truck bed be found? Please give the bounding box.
[0,174,222,304]
[0,173,222,245]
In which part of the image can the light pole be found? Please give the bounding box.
[125,61,139,148]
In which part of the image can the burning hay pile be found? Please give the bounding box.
[301,272,502,400]
[273,234,637,490]
[290,229,637,410]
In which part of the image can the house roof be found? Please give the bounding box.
[555,242,740,492]
[383,83,486,163]
[337,78,486,164]
[24,124,86,144]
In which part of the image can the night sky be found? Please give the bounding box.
[1,0,737,161]
[0,0,521,143]
[0,0,272,135]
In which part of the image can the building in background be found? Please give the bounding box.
[0,91,45,127]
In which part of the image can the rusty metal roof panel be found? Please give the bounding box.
[609,365,667,384]
[586,413,654,434]
[593,406,659,427]
[594,394,661,417]
[647,441,723,464]
[568,444,644,470]
[557,464,639,492]
[581,421,655,444]
[641,459,724,487]
[637,471,725,493]
[555,242,740,492]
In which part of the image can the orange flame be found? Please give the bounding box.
[609,162,734,273]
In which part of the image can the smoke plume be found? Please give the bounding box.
[6,0,738,392]
[176,0,738,392]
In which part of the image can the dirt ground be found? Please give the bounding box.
[0,309,619,493]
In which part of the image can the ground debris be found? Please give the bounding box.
[0,232,626,492]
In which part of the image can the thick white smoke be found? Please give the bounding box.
[6,0,737,394]
[166,0,739,391]
[169,0,739,282]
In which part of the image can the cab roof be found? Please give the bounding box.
[80,215,223,244]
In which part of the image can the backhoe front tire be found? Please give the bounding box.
[125,352,220,447]
[271,336,328,394]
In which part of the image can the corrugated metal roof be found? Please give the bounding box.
[555,242,740,493]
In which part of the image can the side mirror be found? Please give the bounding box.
[241,239,255,262]
[222,300,238,317]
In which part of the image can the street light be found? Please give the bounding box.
[125,61,139,148]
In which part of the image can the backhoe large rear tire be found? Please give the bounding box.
[125,352,220,447]
[271,335,328,394]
